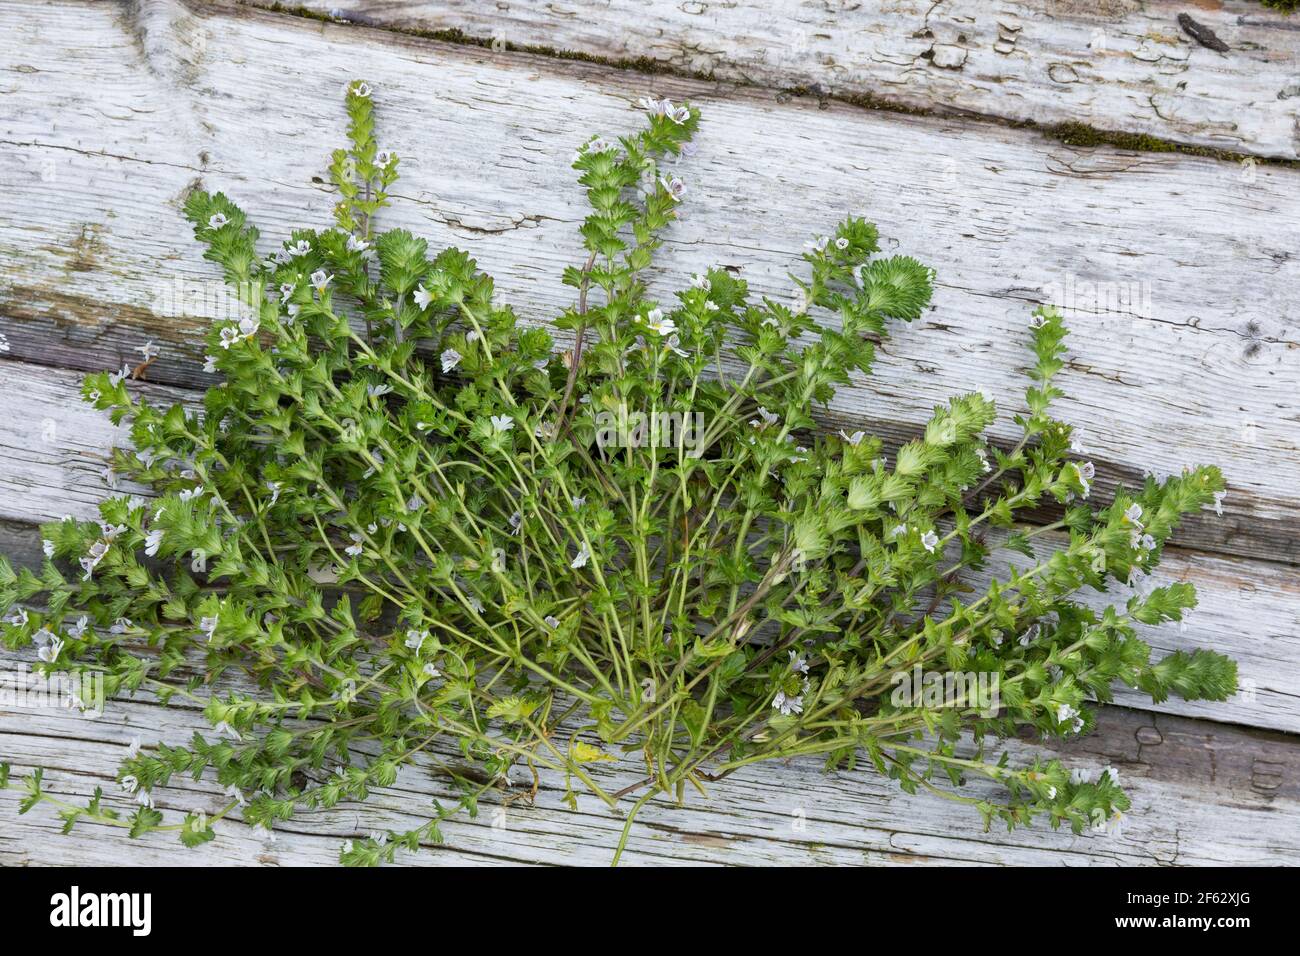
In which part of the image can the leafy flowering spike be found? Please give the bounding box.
[0,88,1238,863]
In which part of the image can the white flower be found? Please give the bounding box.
[804,236,828,253]
[543,615,560,629]
[690,273,710,291]
[110,617,133,634]
[0,332,9,352]
[1211,490,1227,516]
[571,544,591,569]
[42,538,55,559]
[975,447,992,474]
[440,348,461,373]
[1123,502,1144,524]
[266,480,282,504]
[144,529,164,557]
[310,270,332,293]
[375,150,394,169]
[279,282,296,303]
[889,524,908,539]
[346,234,369,253]
[213,721,242,741]
[1057,703,1078,724]
[348,80,372,98]
[203,354,218,374]
[772,690,804,716]
[199,616,219,642]
[645,311,676,336]
[789,650,809,674]
[344,532,365,557]
[108,364,130,387]
[489,414,514,433]
[665,334,689,358]
[79,540,110,580]
[4,608,28,627]
[1018,624,1040,647]
[136,790,155,809]
[413,285,434,310]
[1029,312,1048,330]
[67,615,89,639]
[422,662,441,678]
[1045,786,1057,800]
[134,341,160,360]
[839,429,865,446]
[404,629,428,653]
[704,300,719,312]
[37,635,64,663]
[659,175,686,201]
[750,405,779,429]
[367,383,392,398]
[208,213,229,229]
[1069,768,1093,786]
[1102,766,1120,786]
[508,511,522,533]
[920,530,939,553]
[834,236,849,250]
[120,775,139,794]
[572,496,586,508]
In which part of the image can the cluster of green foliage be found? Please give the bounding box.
[1,83,1236,864]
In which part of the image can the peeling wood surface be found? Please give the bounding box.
[0,357,1295,736]
[2,665,1298,866]
[0,0,1297,866]
[282,0,1300,160]
[1,1,1297,564]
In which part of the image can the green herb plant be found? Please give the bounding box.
[0,83,1237,864]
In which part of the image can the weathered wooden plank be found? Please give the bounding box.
[276,0,1300,161]
[0,356,1294,734]
[1,668,1296,865]
[2,1,1297,564]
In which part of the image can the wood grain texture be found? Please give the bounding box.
[0,1,1297,565]
[0,0,1297,867]
[278,0,1300,160]
[0,357,1293,734]
[2,660,1297,865]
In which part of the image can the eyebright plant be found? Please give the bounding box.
[1,83,1237,864]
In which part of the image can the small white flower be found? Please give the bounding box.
[839,429,865,446]
[404,629,428,653]
[42,538,55,559]
[489,414,514,433]
[0,332,10,352]
[120,775,139,794]
[125,736,142,759]
[144,528,164,556]
[1045,786,1057,800]
[1211,490,1227,516]
[1123,502,1144,525]
[375,150,394,169]
[134,341,160,360]
[772,690,804,716]
[1102,766,1120,786]
[508,511,522,533]
[1029,312,1048,330]
[645,311,676,336]
[789,650,809,674]
[572,496,586,508]
[208,213,229,229]
[413,285,434,310]
[367,383,392,398]
[67,615,89,639]
[543,615,560,629]
[213,721,242,741]
[1069,768,1093,786]
[920,530,939,553]
[422,662,441,678]
[310,270,332,293]
[1057,703,1078,723]
[690,273,710,291]
[266,480,282,504]
[348,80,372,98]
[4,608,28,627]
[440,348,461,373]
[110,617,133,634]
[346,234,369,253]
[226,784,247,808]
[37,635,64,663]
[750,405,779,429]
[136,790,155,809]
[571,544,591,569]
[178,487,203,502]
[834,236,849,250]
[659,175,686,201]
[345,532,365,557]
[203,354,218,374]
